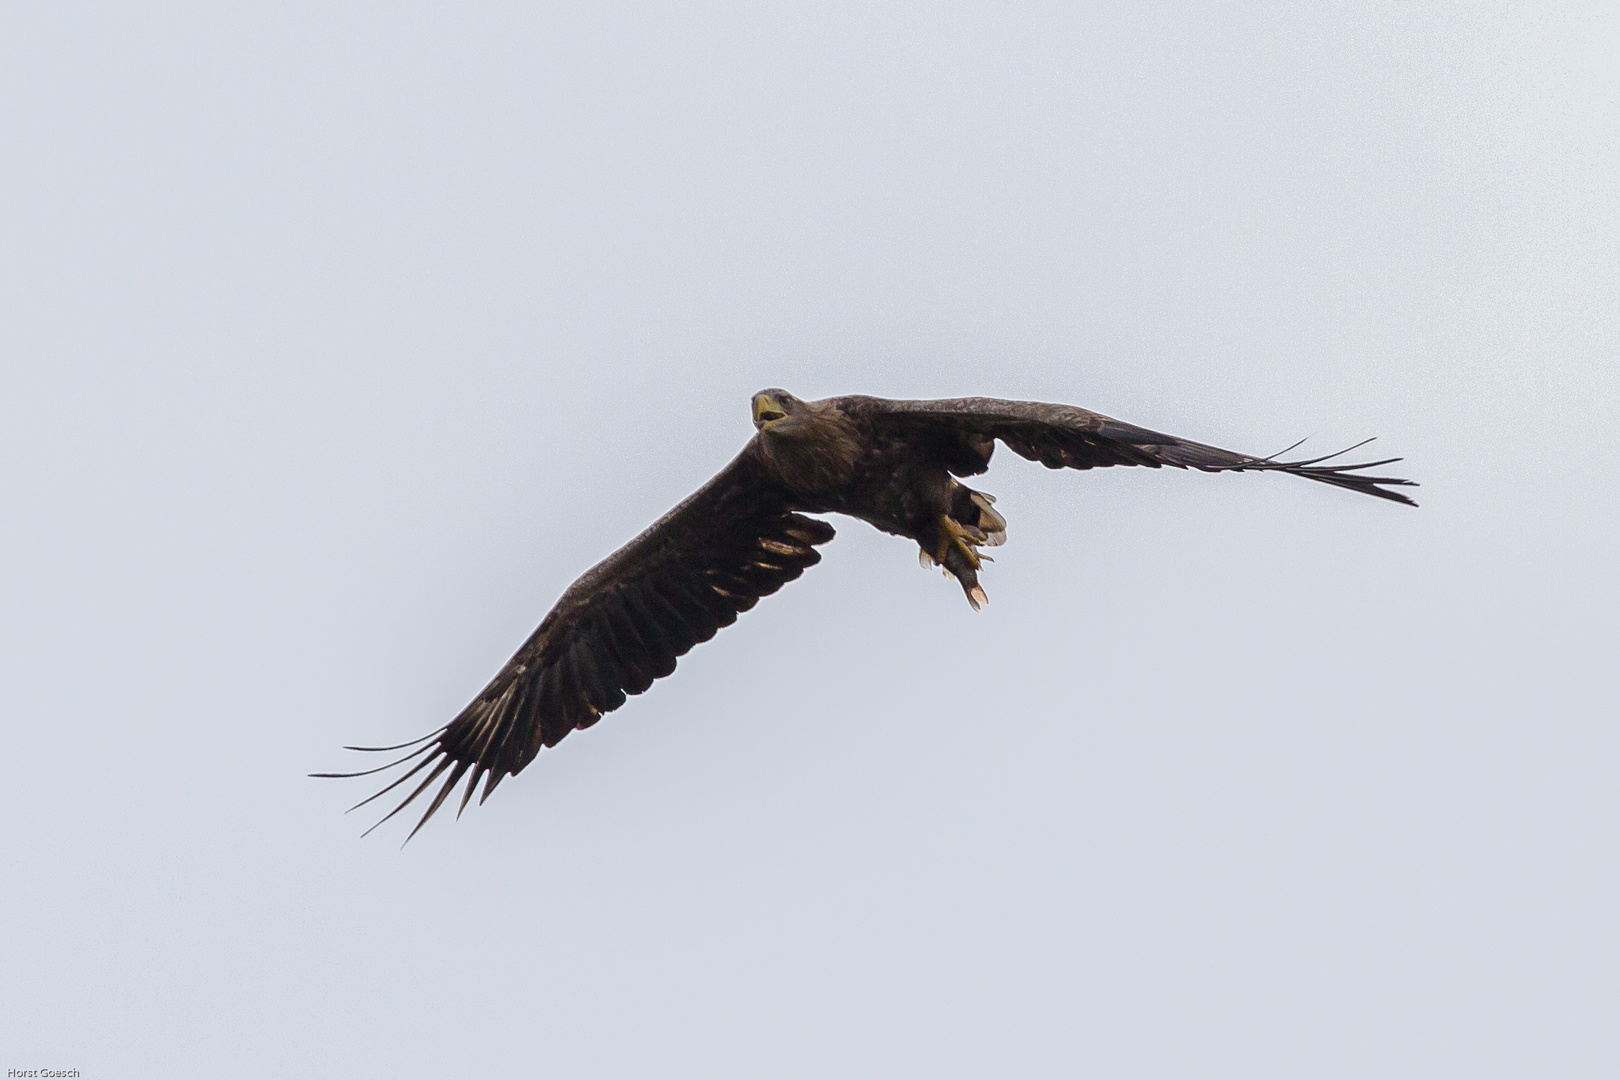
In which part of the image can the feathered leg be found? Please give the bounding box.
[918,482,1005,610]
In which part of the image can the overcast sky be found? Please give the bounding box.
[3,2,1617,1077]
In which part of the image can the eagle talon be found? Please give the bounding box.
[930,514,995,609]
[933,515,985,572]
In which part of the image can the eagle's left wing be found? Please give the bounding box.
[838,396,1418,505]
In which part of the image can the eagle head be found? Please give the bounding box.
[751,388,804,431]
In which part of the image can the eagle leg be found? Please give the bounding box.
[929,514,991,611]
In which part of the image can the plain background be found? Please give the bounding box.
[2,2,1616,1077]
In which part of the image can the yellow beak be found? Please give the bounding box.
[753,393,787,426]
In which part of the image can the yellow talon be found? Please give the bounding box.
[933,516,984,571]
[924,514,994,610]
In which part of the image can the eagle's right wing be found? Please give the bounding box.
[314,446,836,841]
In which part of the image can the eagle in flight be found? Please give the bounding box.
[318,391,1416,839]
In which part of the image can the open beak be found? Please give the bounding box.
[752,393,787,428]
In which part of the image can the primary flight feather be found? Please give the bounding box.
[316,391,1416,840]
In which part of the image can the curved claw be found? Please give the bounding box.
[933,514,994,609]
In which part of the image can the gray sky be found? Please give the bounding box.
[3,2,1616,1077]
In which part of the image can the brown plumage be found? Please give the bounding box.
[316,390,1417,840]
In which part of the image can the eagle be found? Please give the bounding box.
[318,391,1416,839]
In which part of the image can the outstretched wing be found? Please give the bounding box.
[840,396,1418,505]
[315,446,836,841]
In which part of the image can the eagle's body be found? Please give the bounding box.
[756,394,1004,604]
[319,390,1416,839]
